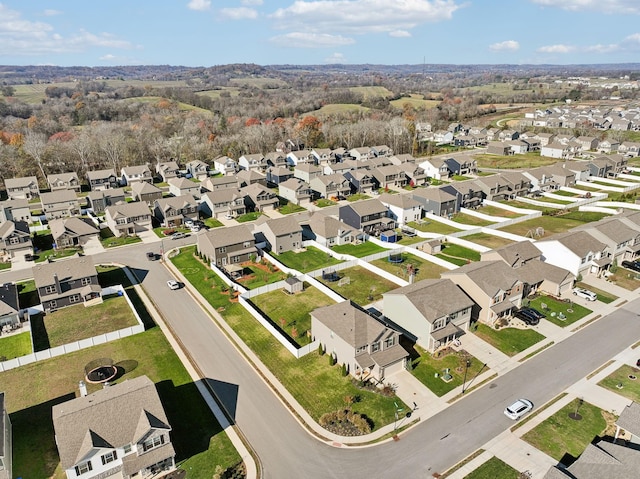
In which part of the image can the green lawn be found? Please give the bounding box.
[462,456,519,479]
[0,331,32,360]
[410,347,487,397]
[17,280,40,309]
[597,364,640,403]
[435,254,470,266]
[332,241,387,258]
[0,262,11,270]
[236,211,263,222]
[236,263,288,289]
[251,286,335,346]
[275,246,343,273]
[100,230,142,248]
[476,205,523,218]
[461,233,514,249]
[31,295,139,351]
[527,295,592,327]
[522,398,611,463]
[498,211,609,237]
[0,328,240,479]
[203,217,224,229]
[315,198,337,208]
[474,153,558,169]
[319,265,399,305]
[408,220,462,235]
[370,253,446,282]
[346,193,371,202]
[474,324,545,357]
[450,213,496,227]
[439,243,481,261]
[32,231,82,262]
[278,202,307,215]
[574,282,617,304]
[171,247,407,430]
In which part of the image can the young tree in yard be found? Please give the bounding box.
[291,326,298,339]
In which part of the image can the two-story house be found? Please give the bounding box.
[155,160,180,183]
[237,169,267,188]
[213,156,238,176]
[481,241,542,268]
[197,224,256,271]
[52,375,175,479]
[201,175,239,192]
[47,172,81,193]
[32,256,102,312]
[536,230,611,278]
[86,169,119,191]
[442,261,525,325]
[277,178,314,206]
[130,182,162,207]
[293,163,323,184]
[199,189,246,219]
[309,173,351,200]
[286,150,316,167]
[265,166,294,187]
[0,221,32,261]
[241,183,279,212]
[104,202,153,238]
[338,199,395,237]
[167,177,201,199]
[311,301,409,381]
[40,190,81,220]
[383,279,475,352]
[411,187,458,217]
[575,218,640,264]
[120,165,153,186]
[0,198,31,223]
[153,194,199,227]
[5,176,40,200]
[185,159,210,181]
[303,212,354,246]
[264,151,288,168]
[443,157,477,176]
[397,163,428,187]
[238,153,268,172]
[343,169,375,195]
[441,180,484,209]
[371,165,407,190]
[418,158,450,181]
[50,217,100,249]
[86,188,126,214]
[254,216,303,254]
[378,193,422,227]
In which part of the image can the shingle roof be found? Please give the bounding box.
[130,181,162,195]
[616,402,640,437]
[0,282,19,317]
[5,176,38,189]
[443,260,521,296]
[307,212,352,239]
[199,224,254,249]
[40,189,78,204]
[517,260,574,285]
[86,169,116,181]
[541,230,608,257]
[49,217,99,240]
[341,198,387,216]
[155,194,197,212]
[259,216,302,236]
[411,187,457,203]
[489,241,542,267]
[105,201,151,219]
[32,256,97,288]
[378,192,421,209]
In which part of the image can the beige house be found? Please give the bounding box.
[5,176,40,200]
[47,172,81,192]
[383,279,474,352]
[311,301,409,381]
[121,165,153,186]
[481,241,542,268]
[153,194,198,227]
[303,212,354,247]
[0,220,32,260]
[50,217,100,249]
[40,190,81,220]
[104,202,152,238]
[197,224,256,273]
[167,177,201,199]
[254,216,302,254]
[0,198,31,223]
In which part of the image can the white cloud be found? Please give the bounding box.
[0,5,133,56]
[241,0,264,5]
[531,0,640,14]
[269,0,462,34]
[389,30,411,37]
[43,9,62,16]
[325,52,347,63]
[489,40,519,52]
[187,0,211,11]
[537,44,575,53]
[219,7,258,20]
[270,32,356,48]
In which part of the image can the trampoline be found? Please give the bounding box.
[84,358,118,384]
[322,269,340,282]
[388,252,403,264]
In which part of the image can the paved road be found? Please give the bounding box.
[6,243,640,478]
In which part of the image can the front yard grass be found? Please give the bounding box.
[522,398,613,464]
[32,231,82,262]
[332,241,387,258]
[450,213,496,227]
[274,245,343,273]
[0,328,241,479]
[439,243,481,261]
[171,247,407,430]
[370,253,446,282]
[461,233,514,249]
[278,202,307,215]
[607,268,640,291]
[410,347,487,397]
[498,211,608,237]
[527,295,592,328]
[315,198,337,208]
[462,456,519,479]
[597,364,640,403]
[100,229,142,248]
[347,193,371,202]
[474,324,545,357]
[250,286,335,347]
[31,295,140,351]
[236,211,263,222]
[0,261,10,270]
[0,331,32,360]
[408,219,462,235]
[575,282,617,304]
[203,217,224,229]
[319,265,399,305]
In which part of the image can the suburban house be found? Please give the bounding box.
[286,150,316,166]
[47,172,81,193]
[264,151,288,168]
[0,282,22,331]
[371,145,393,157]
[197,224,256,271]
[535,230,611,278]
[311,148,338,166]
[120,165,153,186]
[32,256,102,312]
[443,157,477,176]
[349,147,375,161]
[104,202,153,238]
[441,180,484,209]
[238,153,267,172]
[241,183,279,212]
[302,212,354,246]
[254,216,303,254]
[153,194,199,227]
[575,218,640,263]
[371,165,407,190]
[201,175,239,192]
[212,156,238,176]
[0,198,31,223]
[587,157,615,178]
[524,165,575,191]
[383,279,474,352]
[575,136,599,151]
[52,375,176,479]
[517,260,575,297]
[541,142,571,159]
[155,160,180,182]
[0,392,11,479]
[338,199,395,237]
[418,158,450,180]
[293,163,323,183]
[618,141,640,157]
[397,163,428,187]
[311,301,409,381]
[309,173,351,200]
[481,241,542,268]
[41,190,81,220]
[265,166,294,187]
[50,217,100,249]
[486,141,511,156]
[343,169,375,195]
[411,188,458,217]
[323,161,354,176]
[277,178,314,206]
[199,189,246,219]
[0,221,32,260]
[130,182,162,206]
[86,169,119,191]
[236,169,267,187]
[5,176,40,200]
[442,261,525,325]
[185,159,210,181]
[378,193,422,227]
[167,177,201,199]
[86,188,126,214]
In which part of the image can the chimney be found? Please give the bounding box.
[79,380,88,397]
[53,273,60,293]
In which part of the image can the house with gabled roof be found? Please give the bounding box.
[0,198,30,223]
[383,279,474,352]
[237,169,267,188]
[168,177,201,199]
[155,160,180,183]
[575,136,599,152]
[418,157,450,180]
[442,261,525,325]
[371,165,408,190]
[443,157,477,176]
[86,168,119,191]
[52,375,175,479]
[201,175,239,192]
[130,182,162,207]
[0,282,22,331]
[5,176,40,200]
[517,260,575,297]
[241,183,279,212]
[32,256,102,311]
[481,241,542,268]
[153,194,198,227]
[50,217,100,249]
[343,169,375,195]
[199,189,246,219]
[47,172,81,193]
[0,220,32,260]
[264,151,288,168]
[238,153,267,172]
[265,166,294,187]
[197,224,256,271]
[338,199,395,237]
[323,161,353,176]
[185,159,210,181]
[86,188,126,214]
[254,215,303,254]
[302,212,354,246]
[278,178,314,206]
[349,147,375,161]
[410,187,458,217]
[397,163,428,187]
[104,202,153,238]
[0,391,12,479]
[441,180,484,209]
[120,165,153,186]
[309,173,351,200]
[541,142,571,159]
[618,141,640,157]
[41,190,81,220]
[371,145,393,157]
[286,150,316,167]
[212,156,238,176]
[536,230,611,278]
[311,301,409,381]
[378,193,422,227]
[293,163,323,183]
[575,217,640,263]
[310,148,334,166]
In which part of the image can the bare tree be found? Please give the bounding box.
[22,131,49,179]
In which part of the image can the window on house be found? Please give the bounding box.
[433,318,446,330]
[384,337,395,348]
[142,434,165,452]
[49,300,57,309]
[218,247,226,253]
[9,237,19,244]
[123,444,132,454]
[69,294,80,304]
[101,451,118,465]
[81,277,91,286]
[44,285,57,294]
[243,241,252,248]
[371,341,380,353]
[75,461,93,475]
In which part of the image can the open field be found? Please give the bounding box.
[314,104,370,115]
[349,86,394,98]
[474,153,558,169]
[390,95,439,109]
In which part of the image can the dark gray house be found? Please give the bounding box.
[441,180,484,209]
[338,198,395,236]
[86,188,126,214]
[411,187,458,217]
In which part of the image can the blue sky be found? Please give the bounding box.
[1,0,640,67]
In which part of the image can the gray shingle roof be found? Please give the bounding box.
[32,256,97,289]
[199,224,254,249]
[5,176,38,189]
[40,189,78,204]
[105,201,151,219]
[541,230,608,257]
[86,169,116,181]
[259,216,302,236]
[489,241,542,267]
[0,283,19,317]
[411,187,457,203]
[616,402,640,437]
[443,260,521,296]
[312,301,388,348]
[130,181,162,195]
[341,198,387,216]
[50,217,99,239]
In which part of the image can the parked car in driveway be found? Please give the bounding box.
[514,309,540,326]
[171,232,187,240]
[622,260,640,272]
[521,307,545,320]
[572,287,597,301]
[504,398,533,420]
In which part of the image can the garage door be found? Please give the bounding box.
[382,359,406,378]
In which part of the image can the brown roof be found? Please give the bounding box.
[443,260,521,297]
[312,301,389,348]
[341,198,387,216]
[617,402,640,437]
[105,201,151,219]
[198,224,254,249]
[488,241,542,267]
[50,217,99,240]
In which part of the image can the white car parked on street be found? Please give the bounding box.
[572,287,597,301]
[504,398,533,420]
[167,280,180,290]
